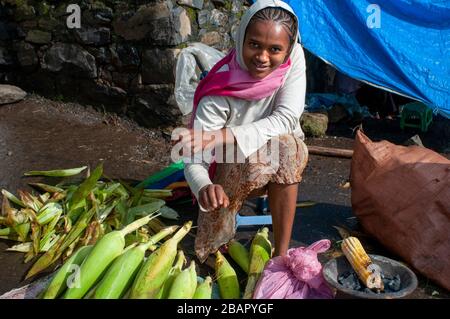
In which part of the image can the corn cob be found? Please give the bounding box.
[93,225,178,299]
[215,250,240,299]
[167,260,197,299]
[42,245,93,299]
[227,239,250,274]
[63,212,159,299]
[193,276,213,299]
[129,221,192,299]
[341,236,384,290]
[243,227,272,299]
[156,250,186,299]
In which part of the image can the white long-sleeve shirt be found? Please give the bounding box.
[184,43,307,199]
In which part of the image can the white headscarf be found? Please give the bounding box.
[235,0,300,71]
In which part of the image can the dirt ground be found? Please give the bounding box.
[0,95,448,299]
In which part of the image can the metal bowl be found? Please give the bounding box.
[322,254,418,299]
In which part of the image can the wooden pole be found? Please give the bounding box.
[307,145,353,158]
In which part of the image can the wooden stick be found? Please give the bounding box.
[307,145,353,158]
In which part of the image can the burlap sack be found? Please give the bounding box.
[350,130,450,291]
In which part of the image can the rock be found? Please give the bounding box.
[25,30,51,44]
[198,10,210,28]
[0,47,14,66]
[14,4,35,21]
[111,44,140,72]
[79,80,127,111]
[43,43,97,79]
[171,6,192,45]
[38,17,61,32]
[209,9,228,27]
[142,48,180,85]
[0,22,23,41]
[14,41,38,68]
[113,2,191,45]
[93,7,113,23]
[199,30,230,50]
[177,0,204,10]
[300,112,329,137]
[88,46,112,65]
[112,71,139,90]
[131,84,182,127]
[75,27,111,46]
[113,3,171,41]
[0,84,27,105]
[231,0,242,13]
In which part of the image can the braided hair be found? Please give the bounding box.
[247,7,298,52]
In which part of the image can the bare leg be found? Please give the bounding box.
[267,182,298,256]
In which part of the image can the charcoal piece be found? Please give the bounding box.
[338,271,362,290]
[386,274,401,292]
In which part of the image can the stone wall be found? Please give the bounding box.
[0,0,250,127]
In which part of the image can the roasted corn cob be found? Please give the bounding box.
[341,236,384,290]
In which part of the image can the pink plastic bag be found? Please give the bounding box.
[253,239,334,299]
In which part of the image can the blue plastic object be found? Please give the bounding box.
[283,0,450,118]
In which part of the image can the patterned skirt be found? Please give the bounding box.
[194,134,309,262]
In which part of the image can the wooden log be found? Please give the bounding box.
[307,145,353,158]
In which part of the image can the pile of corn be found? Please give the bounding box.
[39,219,211,299]
[1,164,275,299]
[0,164,179,280]
[215,227,273,299]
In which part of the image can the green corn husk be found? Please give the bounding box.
[156,250,186,299]
[158,206,180,220]
[18,190,42,212]
[24,166,88,177]
[68,163,103,220]
[42,245,94,299]
[29,183,64,194]
[215,250,240,299]
[167,260,197,299]
[243,227,272,299]
[129,221,192,299]
[127,200,166,218]
[63,213,160,299]
[37,202,63,226]
[142,189,173,199]
[6,242,32,253]
[0,227,15,236]
[227,239,250,274]
[193,276,213,299]
[13,222,30,242]
[25,206,97,279]
[30,222,41,255]
[1,189,25,207]
[93,226,178,299]
[40,234,61,252]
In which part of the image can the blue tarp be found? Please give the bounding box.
[284,0,450,118]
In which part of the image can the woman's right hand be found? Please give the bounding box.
[198,184,230,211]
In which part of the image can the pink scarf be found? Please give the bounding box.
[189,48,291,128]
[188,48,291,185]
